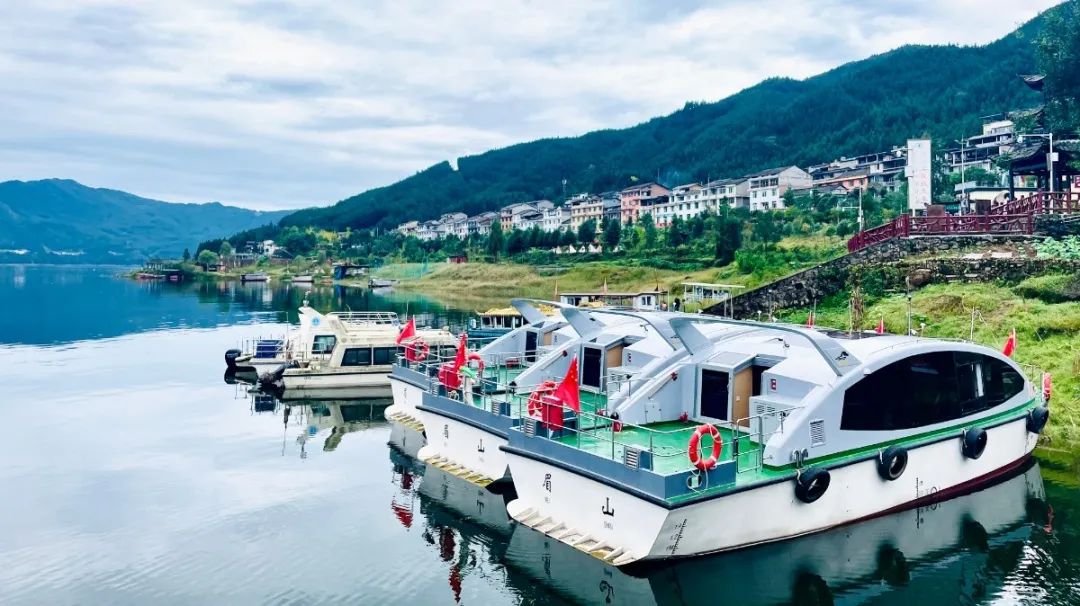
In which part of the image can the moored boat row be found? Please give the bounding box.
[386,299,1052,566]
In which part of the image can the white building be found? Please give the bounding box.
[746,166,812,211]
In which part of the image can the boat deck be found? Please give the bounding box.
[553,420,786,487]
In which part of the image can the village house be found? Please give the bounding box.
[620,182,671,224]
[569,194,603,230]
[808,146,907,193]
[746,166,812,211]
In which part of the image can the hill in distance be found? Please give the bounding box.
[0,179,291,263]
[278,10,1049,233]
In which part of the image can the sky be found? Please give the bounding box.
[0,1,1060,210]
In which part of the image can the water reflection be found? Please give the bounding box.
[386,419,1053,606]
[237,388,392,458]
[0,264,470,346]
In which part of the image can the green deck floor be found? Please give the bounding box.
[553,420,789,488]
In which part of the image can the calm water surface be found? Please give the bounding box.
[1,265,1079,605]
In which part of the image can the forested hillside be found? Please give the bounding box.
[278,14,1045,232]
[0,179,290,263]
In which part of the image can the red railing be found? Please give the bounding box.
[990,191,1080,215]
[848,191,1075,252]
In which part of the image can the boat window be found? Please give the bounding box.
[841,352,1024,431]
[311,335,336,354]
[372,347,396,365]
[342,347,372,366]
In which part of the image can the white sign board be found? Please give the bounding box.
[906,139,932,212]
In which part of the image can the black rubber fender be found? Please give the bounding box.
[961,427,988,460]
[877,445,908,481]
[795,467,831,504]
[1027,406,1050,434]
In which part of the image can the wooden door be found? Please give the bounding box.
[733,367,753,427]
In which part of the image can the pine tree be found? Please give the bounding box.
[487,221,504,260]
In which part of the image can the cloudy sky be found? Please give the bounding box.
[0,1,1059,210]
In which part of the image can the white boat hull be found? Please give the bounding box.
[281,368,391,397]
[385,374,429,429]
[416,407,511,486]
[506,415,1038,565]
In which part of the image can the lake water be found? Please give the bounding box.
[2,264,1079,605]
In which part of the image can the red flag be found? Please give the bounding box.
[452,332,467,372]
[806,310,815,328]
[1043,373,1053,402]
[553,356,581,413]
[876,316,885,335]
[1002,328,1017,357]
[396,317,416,344]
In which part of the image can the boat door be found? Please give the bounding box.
[697,353,754,423]
[524,330,538,362]
[699,369,730,421]
[581,346,603,390]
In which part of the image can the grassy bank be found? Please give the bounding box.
[773,281,1080,446]
[375,235,846,309]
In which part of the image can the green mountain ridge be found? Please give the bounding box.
[0,179,291,263]
[276,12,1048,233]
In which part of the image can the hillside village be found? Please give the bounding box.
[394,115,1055,244]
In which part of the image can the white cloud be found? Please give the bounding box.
[0,0,1060,209]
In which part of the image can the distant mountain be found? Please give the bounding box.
[278,10,1051,233]
[0,179,291,263]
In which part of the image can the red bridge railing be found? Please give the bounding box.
[848,191,1074,253]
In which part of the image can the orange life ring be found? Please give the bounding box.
[687,424,722,471]
[404,338,429,362]
[527,380,557,418]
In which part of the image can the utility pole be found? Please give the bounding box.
[959,137,966,215]
[1049,131,1056,194]
[857,188,864,233]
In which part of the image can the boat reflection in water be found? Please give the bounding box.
[237,384,392,457]
[504,459,1049,605]
[387,418,1050,604]
[388,421,519,604]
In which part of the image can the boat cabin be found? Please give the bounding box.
[558,290,666,311]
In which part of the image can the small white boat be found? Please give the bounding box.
[226,304,399,376]
[290,275,314,283]
[268,316,456,396]
[241,272,269,282]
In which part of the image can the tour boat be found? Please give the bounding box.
[267,315,456,397]
[224,303,399,375]
[501,316,1050,565]
[385,299,562,430]
[406,302,681,487]
[503,459,1047,603]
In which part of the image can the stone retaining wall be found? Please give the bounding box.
[707,235,1047,319]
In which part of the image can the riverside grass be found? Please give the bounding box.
[776,282,1080,446]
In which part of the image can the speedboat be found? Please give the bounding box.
[501,316,1050,565]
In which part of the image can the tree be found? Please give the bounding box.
[667,216,688,247]
[487,221,505,260]
[713,215,743,265]
[1037,0,1080,134]
[506,229,527,255]
[182,248,191,262]
[602,218,621,249]
[641,213,658,249]
[577,218,597,245]
[219,241,234,259]
[751,211,782,247]
[196,249,219,267]
[559,229,577,247]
